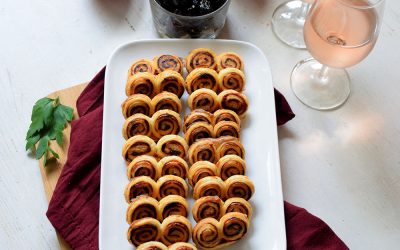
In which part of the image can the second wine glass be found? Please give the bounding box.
[272,0,312,49]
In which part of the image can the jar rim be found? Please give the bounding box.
[150,0,231,19]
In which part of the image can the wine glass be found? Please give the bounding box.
[291,0,385,110]
[272,0,313,49]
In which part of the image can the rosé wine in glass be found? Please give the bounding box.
[290,0,385,110]
[304,0,378,68]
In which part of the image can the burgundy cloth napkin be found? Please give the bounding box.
[47,67,347,250]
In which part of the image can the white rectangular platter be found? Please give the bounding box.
[100,39,286,250]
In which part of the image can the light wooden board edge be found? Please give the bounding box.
[38,83,88,250]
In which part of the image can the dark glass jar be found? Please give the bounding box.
[149,0,231,38]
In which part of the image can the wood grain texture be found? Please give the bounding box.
[39,83,88,250]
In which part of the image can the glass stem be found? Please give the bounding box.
[318,65,329,82]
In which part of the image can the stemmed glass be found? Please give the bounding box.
[272,0,312,49]
[291,0,385,110]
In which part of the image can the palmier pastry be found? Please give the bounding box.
[216,136,245,159]
[168,242,198,250]
[127,155,160,180]
[183,109,213,133]
[155,70,185,98]
[157,175,188,199]
[193,176,225,200]
[185,68,219,94]
[188,89,219,113]
[185,122,214,145]
[213,121,240,139]
[126,196,160,224]
[127,217,162,247]
[192,218,221,249]
[122,114,153,140]
[225,175,254,201]
[156,135,188,159]
[137,241,168,250]
[192,196,224,222]
[188,138,218,165]
[159,195,189,220]
[188,161,217,187]
[125,72,157,97]
[218,90,249,117]
[152,110,182,140]
[223,198,253,220]
[216,155,246,181]
[151,92,182,114]
[122,135,157,164]
[154,55,184,74]
[161,215,192,246]
[158,156,189,179]
[213,109,241,127]
[216,52,244,71]
[186,48,217,72]
[218,68,246,92]
[121,94,153,118]
[128,59,158,76]
[124,176,158,203]
[219,212,249,242]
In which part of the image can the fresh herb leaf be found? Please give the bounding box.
[55,130,63,146]
[26,96,74,166]
[58,104,74,122]
[36,136,49,160]
[25,134,40,151]
[43,152,47,166]
[31,98,52,120]
[26,97,53,139]
[42,100,55,126]
[48,147,60,159]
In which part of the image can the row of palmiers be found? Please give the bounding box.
[188,155,245,186]
[185,120,240,145]
[137,241,198,250]
[188,136,245,165]
[192,196,252,223]
[126,194,251,227]
[127,212,249,249]
[186,48,244,73]
[129,55,184,76]
[188,89,248,116]
[122,135,189,164]
[122,92,182,119]
[127,155,189,181]
[122,110,181,140]
[126,70,185,98]
[124,175,188,203]
[126,195,189,224]
[127,215,191,247]
[193,175,254,201]
[184,109,240,132]
[124,174,253,203]
[192,212,249,250]
[126,66,245,100]
[122,135,244,165]
[129,49,244,76]
[185,67,246,94]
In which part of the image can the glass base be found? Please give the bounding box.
[291,58,351,110]
[272,0,308,49]
[154,27,218,39]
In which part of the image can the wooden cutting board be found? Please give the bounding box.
[39,83,88,250]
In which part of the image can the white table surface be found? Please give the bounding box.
[1,0,399,249]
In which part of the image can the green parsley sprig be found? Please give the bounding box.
[25,97,74,166]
